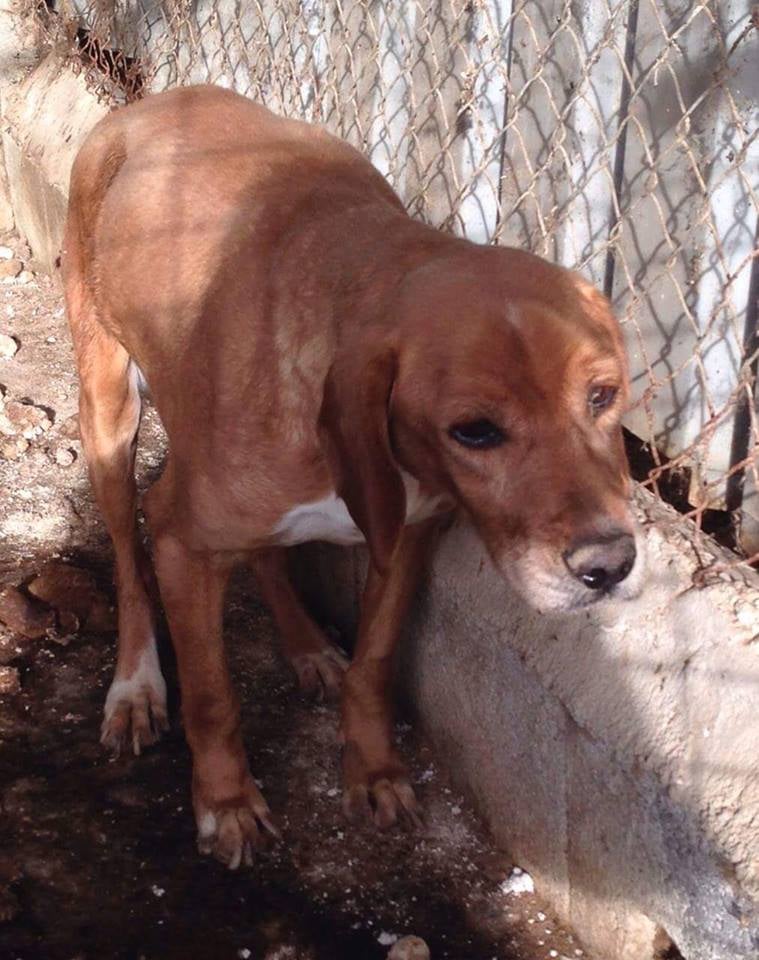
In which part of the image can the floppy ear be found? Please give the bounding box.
[572,274,630,385]
[573,275,625,345]
[318,344,406,574]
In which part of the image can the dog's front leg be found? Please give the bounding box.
[341,518,438,829]
[150,530,278,868]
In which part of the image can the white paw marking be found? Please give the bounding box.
[103,639,166,720]
[197,811,218,838]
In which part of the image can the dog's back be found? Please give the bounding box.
[63,85,410,488]
[66,85,401,369]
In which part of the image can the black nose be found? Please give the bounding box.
[563,532,636,592]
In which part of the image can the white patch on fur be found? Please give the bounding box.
[273,492,363,546]
[272,471,443,547]
[129,359,149,396]
[103,639,166,720]
[198,811,218,838]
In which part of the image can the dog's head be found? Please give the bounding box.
[320,247,644,612]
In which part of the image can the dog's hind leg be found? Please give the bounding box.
[64,249,167,756]
[249,548,348,700]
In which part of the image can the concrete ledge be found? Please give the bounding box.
[3,51,758,960]
[1,54,107,271]
[296,489,759,960]
[0,1,42,233]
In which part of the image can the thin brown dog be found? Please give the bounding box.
[63,85,644,869]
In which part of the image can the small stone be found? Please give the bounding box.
[0,665,21,694]
[54,446,76,467]
[1,436,29,460]
[0,400,52,439]
[0,259,22,279]
[14,270,34,285]
[500,867,535,896]
[0,245,13,260]
[0,332,18,358]
[388,936,431,960]
[27,561,112,631]
[0,585,55,639]
[60,413,79,440]
[735,603,757,629]
[27,563,96,618]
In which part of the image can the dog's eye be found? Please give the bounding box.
[449,419,505,449]
[588,385,617,416]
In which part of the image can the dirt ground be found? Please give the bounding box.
[0,232,590,960]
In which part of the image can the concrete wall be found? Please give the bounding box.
[1,47,758,960]
[296,489,759,960]
[0,53,108,271]
[0,0,37,234]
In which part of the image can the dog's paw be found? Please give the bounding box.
[195,778,280,870]
[291,644,348,701]
[341,741,423,830]
[101,670,168,757]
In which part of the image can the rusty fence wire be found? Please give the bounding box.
[25,0,759,574]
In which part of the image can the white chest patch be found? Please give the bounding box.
[272,472,443,547]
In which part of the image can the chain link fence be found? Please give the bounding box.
[27,0,759,570]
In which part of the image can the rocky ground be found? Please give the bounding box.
[0,232,591,960]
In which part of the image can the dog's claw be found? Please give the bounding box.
[342,775,423,830]
[396,780,425,831]
[373,779,406,829]
[195,779,279,869]
[257,807,282,841]
[342,783,373,824]
[341,741,423,830]
[101,661,169,757]
[101,687,169,757]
